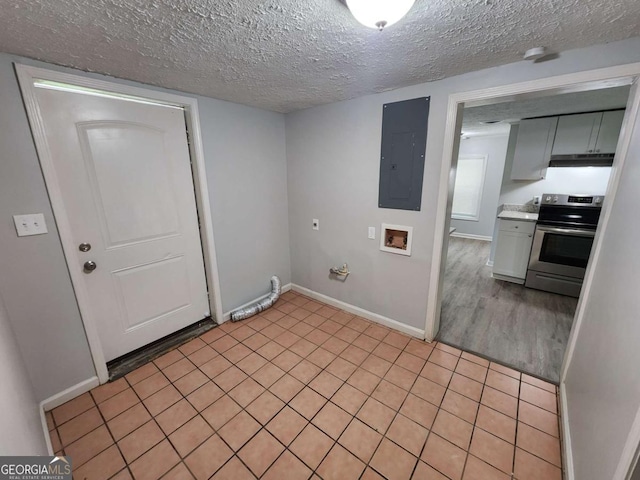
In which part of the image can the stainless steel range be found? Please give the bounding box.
[525,194,604,297]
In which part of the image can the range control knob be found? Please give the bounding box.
[545,196,551,202]
[553,196,559,203]
[595,197,602,204]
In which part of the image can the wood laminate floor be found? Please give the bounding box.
[437,237,577,383]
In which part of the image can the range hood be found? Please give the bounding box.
[549,153,614,167]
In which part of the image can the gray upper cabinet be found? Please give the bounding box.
[510,117,558,180]
[552,112,601,155]
[552,110,625,155]
[595,110,625,153]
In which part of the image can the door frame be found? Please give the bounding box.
[424,62,640,480]
[16,64,224,384]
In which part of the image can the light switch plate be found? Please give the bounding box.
[13,214,48,237]
[312,219,319,231]
[368,226,376,239]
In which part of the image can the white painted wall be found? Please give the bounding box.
[0,292,47,455]
[0,54,95,403]
[564,88,640,480]
[0,52,290,401]
[198,98,291,313]
[499,125,611,206]
[450,134,509,238]
[286,37,640,330]
[502,166,611,203]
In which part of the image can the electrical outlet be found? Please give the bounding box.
[312,219,319,230]
[13,214,48,237]
[368,226,376,239]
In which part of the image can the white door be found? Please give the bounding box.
[34,85,210,361]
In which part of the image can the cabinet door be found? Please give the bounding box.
[510,117,558,180]
[552,112,601,155]
[493,230,533,279]
[595,110,625,153]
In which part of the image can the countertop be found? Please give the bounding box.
[498,211,539,222]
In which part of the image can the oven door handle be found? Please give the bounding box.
[536,225,596,237]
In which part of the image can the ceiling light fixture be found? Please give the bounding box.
[523,47,548,61]
[346,0,416,31]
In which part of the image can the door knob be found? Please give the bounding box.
[79,243,91,252]
[83,261,97,273]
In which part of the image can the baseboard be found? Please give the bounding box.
[492,273,525,284]
[221,283,292,323]
[40,407,53,455]
[559,383,574,480]
[40,376,100,412]
[290,284,425,339]
[486,260,494,267]
[450,232,493,242]
[40,376,100,455]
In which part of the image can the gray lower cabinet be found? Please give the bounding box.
[492,220,535,283]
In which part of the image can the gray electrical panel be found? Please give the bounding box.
[378,97,430,211]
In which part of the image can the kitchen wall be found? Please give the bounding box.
[0,292,47,455]
[499,124,612,206]
[564,85,640,480]
[0,52,290,402]
[450,133,509,238]
[286,36,640,331]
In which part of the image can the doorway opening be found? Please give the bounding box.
[424,66,640,385]
[17,64,224,384]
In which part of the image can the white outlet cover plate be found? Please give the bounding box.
[312,219,319,230]
[13,213,48,236]
[368,227,376,239]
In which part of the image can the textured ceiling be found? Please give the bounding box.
[462,86,631,135]
[0,0,639,112]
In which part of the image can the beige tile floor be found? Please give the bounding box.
[46,290,563,480]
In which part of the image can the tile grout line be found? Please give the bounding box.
[208,306,349,477]
[177,297,346,477]
[49,291,563,480]
[52,295,386,477]
[438,338,560,387]
[204,298,417,478]
[417,346,466,480]
[243,303,394,478]
[348,337,436,479]
[89,386,135,480]
[103,362,197,479]
[453,350,478,480]
[377,340,442,480]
